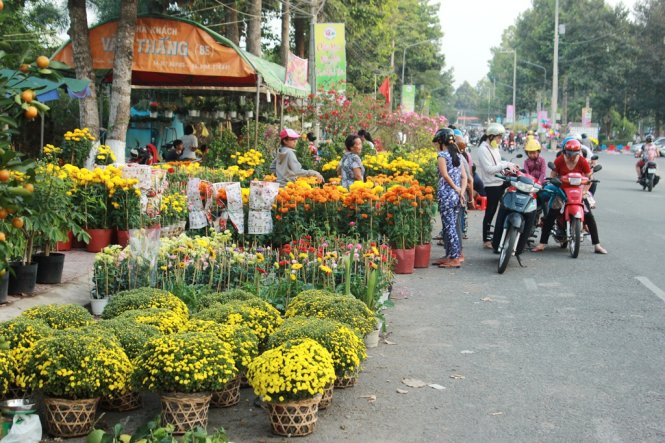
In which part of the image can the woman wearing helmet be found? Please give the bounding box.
[635,135,659,181]
[532,139,607,254]
[476,122,519,248]
[523,139,546,185]
[432,128,467,268]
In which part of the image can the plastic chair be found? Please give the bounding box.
[474,195,487,211]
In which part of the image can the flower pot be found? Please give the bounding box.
[188,109,200,117]
[210,375,241,408]
[364,328,380,348]
[115,229,130,247]
[318,383,334,410]
[414,243,432,268]
[266,395,321,437]
[43,397,99,438]
[56,231,73,251]
[393,247,415,274]
[8,262,38,295]
[150,111,158,118]
[334,368,359,389]
[160,392,212,435]
[228,111,237,119]
[90,298,109,316]
[164,110,174,118]
[84,228,113,253]
[100,391,142,412]
[245,111,254,119]
[33,253,66,284]
[0,272,8,304]
[215,111,226,119]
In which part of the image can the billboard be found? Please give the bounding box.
[401,85,416,113]
[314,23,347,92]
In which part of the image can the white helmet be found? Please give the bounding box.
[486,123,506,137]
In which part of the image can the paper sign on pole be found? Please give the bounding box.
[285,52,308,90]
[581,107,592,127]
[506,105,515,124]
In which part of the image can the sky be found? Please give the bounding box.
[439,0,640,89]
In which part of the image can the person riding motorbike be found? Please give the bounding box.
[635,135,659,181]
[531,139,607,254]
[523,139,546,185]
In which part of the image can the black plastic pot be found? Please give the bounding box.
[0,272,9,304]
[33,253,66,284]
[8,262,38,295]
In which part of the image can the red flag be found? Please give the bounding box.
[378,77,391,104]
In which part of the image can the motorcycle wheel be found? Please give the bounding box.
[498,227,518,274]
[648,175,654,192]
[569,218,581,258]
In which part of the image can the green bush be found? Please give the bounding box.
[21,304,93,330]
[86,318,161,359]
[116,308,188,335]
[198,289,258,310]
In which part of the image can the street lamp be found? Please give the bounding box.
[521,60,547,113]
[401,40,434,96]
[551,0,560,149]
[497,49,517,127]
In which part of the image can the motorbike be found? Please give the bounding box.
[638,157,660,192]
[493,169,542,274]
[540,162,602,258]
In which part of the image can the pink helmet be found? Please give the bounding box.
[279,128,300,139]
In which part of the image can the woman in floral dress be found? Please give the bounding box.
[432,128,467,268]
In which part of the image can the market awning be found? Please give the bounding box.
[0,69,91,103]
[51,15,309,98]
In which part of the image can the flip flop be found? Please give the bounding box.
[531,245,545,252]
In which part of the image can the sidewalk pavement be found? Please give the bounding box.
[0,250,95,322]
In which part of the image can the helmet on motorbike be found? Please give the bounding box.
[453,128,463,137]
[581,133,587,139]
[563,139,582,156]
[432,127,455,145]
[524,139,541,152]
[527,130,534,136]
[486,122,505,137]
[646,134,653,143]
[559,136,575,150]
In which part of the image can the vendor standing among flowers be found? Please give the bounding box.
[432,128,467,268]
[337,134,365,188]
[270,128,324,186]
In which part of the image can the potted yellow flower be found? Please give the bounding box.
[132,331,237,434]
[59,127,96,168]
[22,330,132,438]
[247,338,335,437]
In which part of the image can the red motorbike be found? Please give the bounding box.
[542,162,601,258]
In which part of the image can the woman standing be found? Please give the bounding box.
[476,123,518,249]
[338,134,365,188]
[432,128,467,269]
[179,124,199,160]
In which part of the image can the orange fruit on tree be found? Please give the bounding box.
[23,183,34,193]
[0,209,7,219]
[21,89,34,103]
[19,64,30,73]
[24,106,38,120]
[11,217,24,229]
[36,56,49,69]
[0,169,9,182]
[0,1,4,12]
[0,232,5,242]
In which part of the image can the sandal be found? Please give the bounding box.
[483,241,493,249]
[438,258,462,268]
[594,245,608,254]
[531,244,545,252]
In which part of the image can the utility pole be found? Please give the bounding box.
[550,0,559,149]
[309,0,319,140]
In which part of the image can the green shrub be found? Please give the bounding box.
[198,289,258,310]
[21,304,93,330]
[102,287,189,320]
[86,318,161,359]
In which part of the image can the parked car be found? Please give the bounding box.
[631,142,644,154]
[654,137,665,157]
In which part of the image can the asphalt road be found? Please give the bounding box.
[61,150,665,443]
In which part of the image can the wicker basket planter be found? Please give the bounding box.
[334,368,359,389]
[266,395,321,437]
[318,383,334,410]
[160,392,212,434]
[43,397,99,438]
[210,376,241,408]
[160,221,186,239]
[100,391,142,412]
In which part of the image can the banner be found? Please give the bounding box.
[581,107,592,127]
[378,77,391,104]
[506,105,515,123]
[285,52,308,90]
[401,85,416,114]
[53,17,254,78]
[314,23,347,92]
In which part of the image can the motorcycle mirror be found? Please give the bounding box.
[551,177,562,187]
[547,161,556,170]
[516,153,523,158]
[593,164,603,173]
[591,155,599,161]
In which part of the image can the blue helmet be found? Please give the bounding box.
[453,129,463,137]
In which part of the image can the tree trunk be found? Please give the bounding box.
[67,0,99,164]
[246,0,262,56]
[280,0,290,65]
[107,0,138,164]
[294,16,306,58]
[224,0,240,45]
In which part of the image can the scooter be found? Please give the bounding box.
[638,157,659,192]
[542,162,601,258]
[493,169,542,274]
